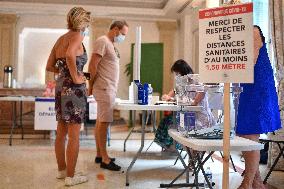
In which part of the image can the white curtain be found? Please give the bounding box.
[268,0,284,170]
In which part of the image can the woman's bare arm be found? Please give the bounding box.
[253,28,263,64]
[46,45,59,73]
[88,53,102,95]
[162,89,175,101]
[191,92,205,106]
[65,33,85,84]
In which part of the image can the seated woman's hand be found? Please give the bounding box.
[162,94,173,101]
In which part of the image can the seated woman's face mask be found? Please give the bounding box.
[174,72,181,79]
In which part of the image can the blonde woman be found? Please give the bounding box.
[46,7,90,186]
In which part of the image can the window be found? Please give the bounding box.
[223,0,275,76]
[251,0,277,83]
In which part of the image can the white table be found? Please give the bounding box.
[160,129,264,188]
[0,96,36,145]
[114,103,202,186]
[115,103,202,112]
[169,129,264,152]
[0,96,36,102]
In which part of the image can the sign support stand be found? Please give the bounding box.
[223,83,230,189]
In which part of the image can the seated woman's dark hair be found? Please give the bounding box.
[171,59,194,76]
[254,25,265,44]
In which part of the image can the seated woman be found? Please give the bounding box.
[154,59,215,151]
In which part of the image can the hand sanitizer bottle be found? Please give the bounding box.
[148,84,153,105]
[204,167,213,188]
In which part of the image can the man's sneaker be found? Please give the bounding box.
[95,157,116,164]
[100,161,121,171]
[56,169,66,179]
[65,175,88,186]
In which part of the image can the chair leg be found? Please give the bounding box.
[174,149,183,165]
[220,151,237,172]
[230,155,237,172]
[145,140,155,152]
[263,144,284,184]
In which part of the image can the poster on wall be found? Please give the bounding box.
[199,3,254,83]
[34,97,57,130]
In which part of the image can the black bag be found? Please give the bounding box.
[259,142,269,164]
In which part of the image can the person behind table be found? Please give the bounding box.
[236,25,282,189]
[88,20,129,171]
[46,7,90,186]
[154,59,215,150]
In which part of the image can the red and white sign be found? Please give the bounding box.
[199,3,254,83]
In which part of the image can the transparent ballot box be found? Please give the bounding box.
[175,74,204,106]
[176,111,196,137]
[174,74,243,139]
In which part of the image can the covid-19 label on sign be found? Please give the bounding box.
[199,3,254,83]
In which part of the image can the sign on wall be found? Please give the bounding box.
[199,3,254,83]
[34,97,57,130]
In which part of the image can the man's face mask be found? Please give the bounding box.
[114,31,125,43]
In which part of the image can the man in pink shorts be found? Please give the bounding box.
[88,20,129,171]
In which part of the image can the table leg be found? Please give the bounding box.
[263,143,284,184]
[160,152,198,188]
[277,142,284,158]
[152,110,156,132]
[124,110,136,152]
[174,142,189,182]
[172,111,176,127]
[194,151,214,176]
[160,165,193,188]
[126,110,145,186]
[160,147,212,188]
[9,101,17,146]
[186,147,200,189]
[196,152,214,189]
[20,101,24,140]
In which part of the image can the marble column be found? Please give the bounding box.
[0,14,17,83]
[90,18,112,45]
[156,21,177,94]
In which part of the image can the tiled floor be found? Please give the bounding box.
[0,127,283,189]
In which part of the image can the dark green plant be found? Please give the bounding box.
[124,62,134,128]
[124,62,133,84]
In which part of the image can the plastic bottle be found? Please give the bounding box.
[129,82,134,103]
[177,111,187,136]
[137,83,144,105]
[187,112,196,132]
[204,167,213,189]
[176,112,180,131]
[134,80,140,104]
[143,83,149,105]
[148,84,153,105]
